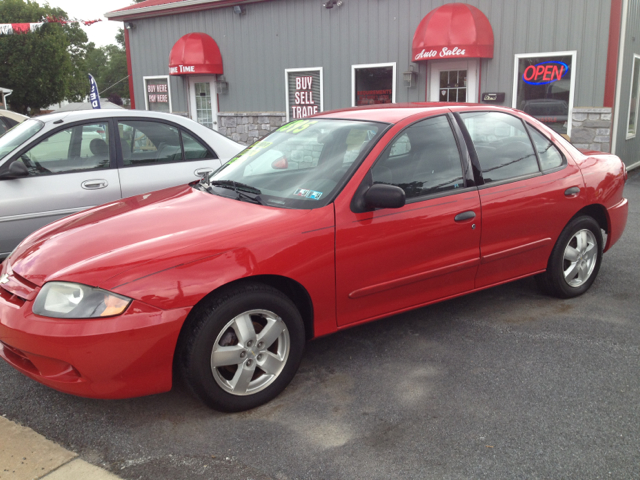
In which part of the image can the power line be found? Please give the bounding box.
[99,75,130,95]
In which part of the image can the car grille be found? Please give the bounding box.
[0,272,38,306]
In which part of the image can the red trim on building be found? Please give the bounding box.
[169,33,223,75]
[604,0,623,108]
[412,3,494,62]
[124,28,136,110]
[107,0,270,22]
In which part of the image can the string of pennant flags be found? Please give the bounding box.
[0,16,101,35]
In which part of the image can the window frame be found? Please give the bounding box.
[512,50,577,137]
[143,75,173,113]
[368,113,473,204]
[625,54,640,140]
[351,62,397,107]
[114,118,217,169]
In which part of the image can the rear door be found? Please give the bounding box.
[115,118,223,198]
[454,109,586,288]
[0,120,121,256]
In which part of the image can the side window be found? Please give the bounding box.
[527,126,564,171]
[460,111,539,183]
[181,130,216,160]
[21,122,110,176]
[118,120,181,166]
[0,119,8,135]
[372,115,465,200]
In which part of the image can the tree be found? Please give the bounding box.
[0,0,90,113]
[85,28,129,102]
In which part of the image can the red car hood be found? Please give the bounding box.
[7,185,316,289]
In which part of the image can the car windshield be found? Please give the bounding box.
[202,119,386,209]
[0,119,44,162]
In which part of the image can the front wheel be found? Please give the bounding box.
[536,216,603,298]
[178,283,305,412]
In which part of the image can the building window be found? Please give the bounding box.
[285,67,323,122]
[626,54,640,139]
[513,51,576,136]
[143,76,172,113]
[439,69,467,102]
[352,63,396,107]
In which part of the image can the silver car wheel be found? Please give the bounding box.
[563,229,598,287]
[210,309,290,396]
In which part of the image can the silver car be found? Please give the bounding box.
[0,109,243,258]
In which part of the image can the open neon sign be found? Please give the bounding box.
[522,61,569,85]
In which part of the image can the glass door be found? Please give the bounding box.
[429,59,478,103]
[188,76,218,131]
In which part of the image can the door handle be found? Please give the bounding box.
[81,179,108,190]
[564,187,580,197]
[454,210,476,222]
[194,168,214,178]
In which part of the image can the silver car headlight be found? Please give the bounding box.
[33,282,132,319]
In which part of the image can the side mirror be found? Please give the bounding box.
[364,184,405,210]
[0,161,29,180]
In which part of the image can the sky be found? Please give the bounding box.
[44,0,136,47]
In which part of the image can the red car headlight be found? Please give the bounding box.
[32,282,132,319]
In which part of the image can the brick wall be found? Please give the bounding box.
[218,112,286,145]
[570,107,612,152]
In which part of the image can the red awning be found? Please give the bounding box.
[412,3,494,62]
[169,32,223,75]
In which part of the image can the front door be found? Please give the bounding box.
[188,76,218,131]
[429,59,479,103]
[335,114,481,326]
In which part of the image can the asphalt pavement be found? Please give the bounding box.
[1,170,639,480]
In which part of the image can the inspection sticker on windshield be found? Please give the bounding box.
[294,188,322,200]
[294,188,310,197]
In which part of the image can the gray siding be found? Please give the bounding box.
[127,0,611,115]
[614,0,640,166]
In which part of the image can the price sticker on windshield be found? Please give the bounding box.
[278,119,318,134]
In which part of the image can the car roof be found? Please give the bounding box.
[32,109,192,125]
[314,102,523,124]
[0,110,28,122]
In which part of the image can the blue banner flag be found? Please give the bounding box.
[88,74,101,109]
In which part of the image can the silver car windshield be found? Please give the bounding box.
[205,119,386,209]
[0,119,44,163]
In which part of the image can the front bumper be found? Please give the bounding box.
[0,283,191,399]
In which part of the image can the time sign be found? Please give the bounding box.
[522,61,569,85]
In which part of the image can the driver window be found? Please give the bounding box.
[20,122,110,176]
[372,115,465,200]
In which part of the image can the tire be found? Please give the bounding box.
[536,216,603,299]
[178,283,305,412]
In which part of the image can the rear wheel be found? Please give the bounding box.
[537,216,603,298]
[179,283,305,412]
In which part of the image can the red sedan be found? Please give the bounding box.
[0,104,628,412]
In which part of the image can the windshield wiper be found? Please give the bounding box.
[209,180,261,194]
[208,180,263,204]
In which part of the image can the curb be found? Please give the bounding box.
[0,416,121,480]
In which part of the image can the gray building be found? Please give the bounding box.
[106,0,640,169]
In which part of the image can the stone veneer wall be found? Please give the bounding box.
[218,112,286,145]
[570,107,612,152]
